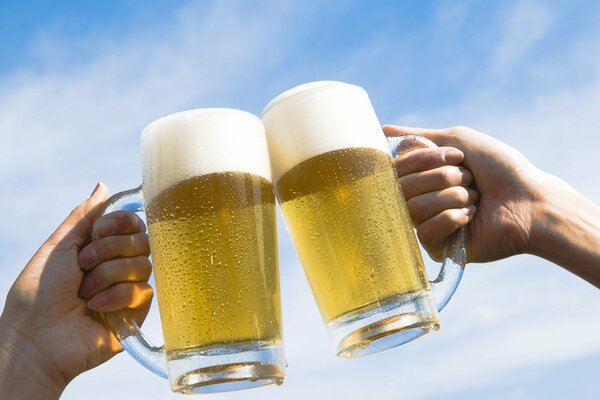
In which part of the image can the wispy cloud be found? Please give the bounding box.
[0,0,300,279]
[1,1,599,399]
[492,1,554,73]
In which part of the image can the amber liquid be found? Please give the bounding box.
[146,172,281,356]
[277,147,429,322]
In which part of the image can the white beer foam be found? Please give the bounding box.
[141,108,272,204]
[261,81,390,183]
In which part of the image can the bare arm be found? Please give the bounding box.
[529,171,600,287]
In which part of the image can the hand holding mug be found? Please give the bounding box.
[0,184,152,400]
[262,82,470,357]
[384,125,600,287]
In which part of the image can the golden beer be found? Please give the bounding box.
[277,147,429,322]
[263,81,440,357]
[147,171,281,356]
[102,108,288,393]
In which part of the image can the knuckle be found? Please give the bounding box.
[93,265,109,286]
[116,211,137,231]
[135,214,147,232]
[103,235,119,254]
[399,178,418,199]
[406,197,425,219]
[103,211,145,234]
[441,209,465,228]
[127,212,146,233]
[447,126,462,136]
[128,256,152,280]
[114,283,132,301]
[450,186,469,203]
[135,233,151,255]
[101,211,117,222]
[439,166,459,185]
[431,149,448,165]
[447,126,472,140]
[121,257,152,281]
[394,157,411,176]
[440,208,457,222]
[415,210,465,262]
[120,258,137,280]
[139,257,152,278]
[70,204,87,220]
[451,125,469,133]
[127,211,138,226]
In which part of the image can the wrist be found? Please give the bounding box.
[528,170,600,286]
[526,169,558,254]
[0,311,66,400]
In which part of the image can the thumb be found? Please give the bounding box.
[382,125,504,166]
[383,125,467,148]
[48,182,110,250]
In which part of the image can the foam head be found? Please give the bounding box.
[141,108,272,204]
[261,81,389,182]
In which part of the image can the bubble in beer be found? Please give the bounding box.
[141,109,281,356]
[275,146,429,322]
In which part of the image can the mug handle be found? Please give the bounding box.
[95,185,168,378]
[387,135,467,311]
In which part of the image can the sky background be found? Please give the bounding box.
[1,0,599,399]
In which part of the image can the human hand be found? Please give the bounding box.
[384,125,600,288]
[0,183,153,399]
[384,125,541,263]
[384,133,479,262]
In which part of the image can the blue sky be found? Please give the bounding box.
[1,1,599,399]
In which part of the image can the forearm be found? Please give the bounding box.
[0,313,66,400]
[529,172,600,288]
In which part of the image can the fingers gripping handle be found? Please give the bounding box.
[99,186,168,379]
[387,135,467,311]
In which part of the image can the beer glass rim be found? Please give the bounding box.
[143,107,262,136]
[262,81,363,117]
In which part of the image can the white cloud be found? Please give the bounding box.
[383,2,600,398]
[392,49,600,201]
[0,0,300,289]
[434,0,473,33]
[492,1,554,73]
[2,1,600,399]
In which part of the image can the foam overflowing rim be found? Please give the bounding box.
[261,81,358,117]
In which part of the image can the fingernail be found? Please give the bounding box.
[90,182,101,197]
[465,205,476,218]
[88,293,109,310]
[78,276,95,298]
[78,247,97,269]
[443,149,463,163]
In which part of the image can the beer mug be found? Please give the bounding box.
[100,109,285,394]
[261,82,466,358]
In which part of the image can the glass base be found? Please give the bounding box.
[329,291,439,358]
[167,342,285,394]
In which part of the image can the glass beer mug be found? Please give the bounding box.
[261,81,466,358]
[100,109,285,393]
